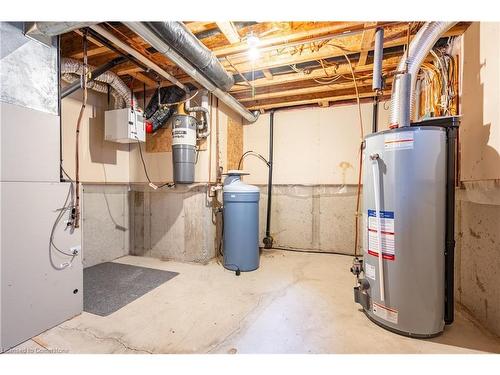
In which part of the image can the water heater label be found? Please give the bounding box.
[365,263,376,280]
[367,210,395,261]
[373,302,398,324]
[384,132,414,151]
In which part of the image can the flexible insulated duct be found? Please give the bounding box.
[61,58,137,109]
[389,22,457,127]
[145,86,186,132]
[143,22,235,91]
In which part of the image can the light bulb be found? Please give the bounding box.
[246,34,260,61]
[248,47,260,61]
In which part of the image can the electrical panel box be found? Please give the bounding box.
[105,107,145,143]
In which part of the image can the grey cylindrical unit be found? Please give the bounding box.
[172,114,197,184]
[372,27,384,91]
[362,126,447,337]
[223,171,260,272]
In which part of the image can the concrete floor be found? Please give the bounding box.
[9,250,500,354]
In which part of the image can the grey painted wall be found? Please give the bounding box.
[0,22,81,352]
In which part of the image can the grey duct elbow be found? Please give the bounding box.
[185,105,210,139]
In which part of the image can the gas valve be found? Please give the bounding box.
[350,257,363,277]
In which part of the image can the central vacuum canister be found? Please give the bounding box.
[222,171,260,272]
[172,113,197,184]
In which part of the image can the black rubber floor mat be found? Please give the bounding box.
[83,262,178,316]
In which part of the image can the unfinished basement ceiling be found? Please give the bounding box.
[60,21,471,111]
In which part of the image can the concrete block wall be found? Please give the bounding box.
[131,185,215,263]
[255,184,361,254]
[81,184,131,268]
[456,22,500,336]
[455,182,500,336]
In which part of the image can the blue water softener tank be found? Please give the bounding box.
[223,170,260,272]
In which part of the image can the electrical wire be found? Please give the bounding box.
[135,138,175,189]
[73,30,89,229]
[353,141,364,257]
[326,43,364,140]
[49,182,77,270]
[159,90,199,109]
[319,43,365,257]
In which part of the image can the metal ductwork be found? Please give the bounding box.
[389,22,457,127]
[61,57,137,109]
[25,22,96,36]
[144,22,234,91]
[125,22,260,123]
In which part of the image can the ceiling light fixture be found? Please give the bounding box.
[246,33,260,61]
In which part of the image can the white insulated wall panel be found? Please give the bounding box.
[0,102,60,182]
[0,182,82,352]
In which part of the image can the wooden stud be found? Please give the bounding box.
[128,72,158,87]
[216,22,241,44]
[262,69,273,80]
[358,22,379,66]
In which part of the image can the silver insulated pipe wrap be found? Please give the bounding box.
[389,22,457,127]
[144,22,235,91]
[125,22,259,123]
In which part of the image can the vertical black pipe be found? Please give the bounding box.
[444,125,457,324]
[372,95,379,133]
[263,110,274,249]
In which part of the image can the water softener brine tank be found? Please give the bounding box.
[223,171,260,273]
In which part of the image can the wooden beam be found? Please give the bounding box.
[358,22,379,66]
[247,89,391,110]
[262,69,273,80]
[216,22,240,44]
[69,30,110,59]
[235,76,394,103]
[128,72,157,87]
[220,23,468,75]
[70,46,109,59]
[230,56,402,93]
[116,66,144,76]
[212,22,364,57]
[185,21,218,35]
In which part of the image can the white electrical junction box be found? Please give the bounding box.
[105,107,145,143]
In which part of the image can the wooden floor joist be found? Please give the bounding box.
[60,21,471,111]
[247,89,391,110]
